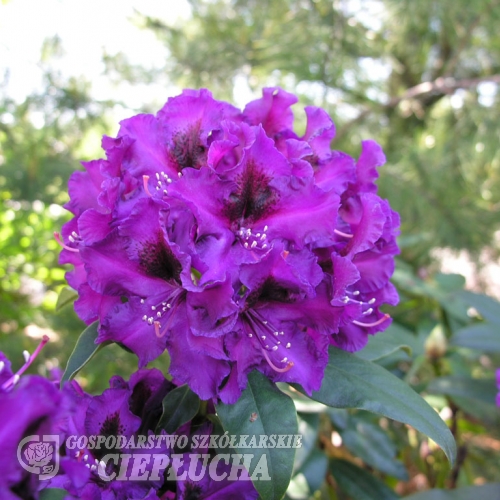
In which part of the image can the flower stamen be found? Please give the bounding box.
[143,175,153,197]
[261,348,294,373]
[334,228,353,238]
[54,232,79,253]
[1,335,50,391]
[353,314,390,328]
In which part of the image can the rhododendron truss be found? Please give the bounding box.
[57,87,400,404]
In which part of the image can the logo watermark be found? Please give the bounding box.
[17,435,60,480]
[18,434,302,481]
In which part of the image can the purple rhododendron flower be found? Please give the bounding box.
[58,87,400,403]
[0,341,71,500]
[52,368,257,500]
[51,368,175,500]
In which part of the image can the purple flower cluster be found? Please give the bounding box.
[0,342,257,500]
[59,87,399,403]
[0,340,68,500]
[53,369,257,500]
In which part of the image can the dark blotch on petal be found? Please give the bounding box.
[224,160,277,224]
[128,381,152,418]
[184,482,203,500]
[93,411,124,460]
[170,124,207,170]
[246,277,295,309]
[139,234,182,284]
[303,153,319,168]
[100,412,123,437]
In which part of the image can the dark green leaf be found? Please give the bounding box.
[277,383,327,413]
[55,286,78,312]
[294,413,320,473]
[427,376,497,406]
[216,370,298,500]
[327,408,349,430]
[449,395,500,427]
[356,323,414,361]
[404,483,500,499]
[155,384,200,434]
[450,323,500,352]
[299,448,328,494]
[459,291,500,325]
[393,269,469,322]
[294,347,456,465]
[39,489,67,500]
[434,273,466,292]
[330,459,400,500]
[61,322,108,385]
[340,418,408,480]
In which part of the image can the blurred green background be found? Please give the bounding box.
[1,0,499,497]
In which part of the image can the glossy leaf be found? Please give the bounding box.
[216,370,298,500]
[300,448,328,494]
[61,321,108,385]
[39,489,67,500]
[294,347,456,465]
[294,413,320,473]
[404,483,500,499]
[356,323,415,361]
[459,291,500,326]
[330,459,400,500]
[155,384,200,434]
[55,286,78,312]
[392,269,469,322]
[434,273,466,292]
[426,376,497,406]
[450,323,500,352]
[340,418,408,480]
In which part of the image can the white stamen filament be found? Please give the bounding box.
[334,228,353,238]
[142,175,153,197]
[54,232,79,253]
[261,348,294,373]
[353,314,390,328]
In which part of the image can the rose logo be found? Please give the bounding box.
[24,442,53,467]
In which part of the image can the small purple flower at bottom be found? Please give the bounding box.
[52,369,258,500]
[0,338,70,500]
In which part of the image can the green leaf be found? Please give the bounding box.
[426,376,497,406]
[330,459,400,500]
[278,383,327,413]
[39,489,67,500]
[403,483,500,499]
[155,384,200,434]
[55,286,78,312]
[356,323,414,361]
[392,269,469,322]
[459,291,500,325]
[299,448,328,493]
[216,370,298,500]
[449,395,500,426]
[294,347,456,465]
[340,417,408,480]
[294,413,320,473]
[434,273,466,292]
[61,322,108,385]
[450,323,500,352]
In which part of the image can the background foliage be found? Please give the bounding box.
[1,0,499,498]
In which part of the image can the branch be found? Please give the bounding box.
[336,74,500,139]
[388,74,500,106]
